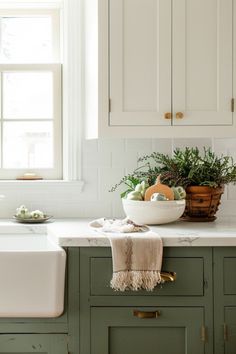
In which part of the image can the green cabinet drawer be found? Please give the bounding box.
[0,334,68,353]
[90,256,204,296]
[90,307,205,354]
[223,257,236,294]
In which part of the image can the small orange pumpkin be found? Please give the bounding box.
[144,175,174,201]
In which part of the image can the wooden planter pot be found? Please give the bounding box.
[183,185,224,222]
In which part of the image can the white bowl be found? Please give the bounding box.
[122,199,186,225]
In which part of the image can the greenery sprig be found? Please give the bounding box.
[110,147,236,197]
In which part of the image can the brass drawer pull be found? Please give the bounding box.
[133,310,161,319]
[161,271,177,282]
[223,323,228,341]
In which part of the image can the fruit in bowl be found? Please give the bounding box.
[110,175,186,225]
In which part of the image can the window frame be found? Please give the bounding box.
[0,0,84,191]
[0,8,62,180]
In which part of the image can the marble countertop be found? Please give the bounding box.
[1,217,236,247]
[47,217,236,247]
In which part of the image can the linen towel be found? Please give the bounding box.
[89,217,149,233]
[109,231,163,291]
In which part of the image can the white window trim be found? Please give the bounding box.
[0,0,85,191]
[62,0,83,182]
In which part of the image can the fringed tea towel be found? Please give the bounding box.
[109,231,163,292]
[89,217,149,233]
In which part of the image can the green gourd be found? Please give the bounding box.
[171,186,186,200]
[126,191,143,201]
[150,193,168,201]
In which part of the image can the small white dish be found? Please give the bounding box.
[122,199,186,225]
[13,215,53,224]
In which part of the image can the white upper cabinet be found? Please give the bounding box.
[109,0,171,127]
[85,0,236,138]
[172,0,233,126]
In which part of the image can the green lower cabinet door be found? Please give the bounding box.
[0,334,68,353]
[223,307,236,354]
[91,307,205,354]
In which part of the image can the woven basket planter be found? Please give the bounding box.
[183,185,225,222]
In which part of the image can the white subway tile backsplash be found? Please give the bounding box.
[98,167,125,200]
[112,150,138,169]
[125,139,153,153]
[152,139,173,155]
[112,198,126,219]
[173,138,212,152]
[98,138,125,153]
[83,201,112,218]
[1,137,236,218]
[79,168,99,201]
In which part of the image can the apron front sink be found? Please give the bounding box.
[0,234,66,317]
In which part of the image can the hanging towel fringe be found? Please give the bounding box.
[110,270,162,292]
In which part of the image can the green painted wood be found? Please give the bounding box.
[213,248,236,354]
[67,248,80,354]
[90,256,204,296]
[80,247,214,354]
[0,334,68,353]
[91,307,205,354]
[224,307,236,354]
[223,257,236,294]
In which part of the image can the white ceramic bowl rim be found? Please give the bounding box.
[122,198,186,205]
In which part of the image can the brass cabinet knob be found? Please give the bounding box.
[164,112,172,120]
[176,112,184,119]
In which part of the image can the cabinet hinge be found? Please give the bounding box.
[223,323,228,341]
[109,98,111,113]
[231,98,234,113]
[201,325,207,342]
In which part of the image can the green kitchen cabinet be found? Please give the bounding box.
[3,246,236,354]
[80,247,213,354]
[0,334,68,353]
[214,248,236,354]
[90,307,205,354]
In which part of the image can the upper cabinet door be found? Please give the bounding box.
[172,0,233,126]
[109,0,171,126]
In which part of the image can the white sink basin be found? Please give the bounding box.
[0,234,66,317]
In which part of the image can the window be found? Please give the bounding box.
[0,8,61,179]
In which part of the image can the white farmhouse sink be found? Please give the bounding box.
[0,234,66,317]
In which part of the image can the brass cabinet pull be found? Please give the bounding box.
[164,112,172,119]
[223,323,228,341]
[160,271,177,282]
[176,112,184,119]
[133,310,161,319]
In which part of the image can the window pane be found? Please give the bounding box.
[3,121,53,168]
[0,16,53,63]
[3,71,53,119]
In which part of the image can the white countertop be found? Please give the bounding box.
[46,217,236,247]
[1,217,236,247]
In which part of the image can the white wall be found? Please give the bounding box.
[1,137,236,218]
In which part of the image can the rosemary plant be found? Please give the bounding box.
[110,147,236,197]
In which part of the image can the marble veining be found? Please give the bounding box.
[47,217,236,247]
[1,218,236,247]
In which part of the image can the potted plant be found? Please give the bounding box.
[110,147,236,221]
